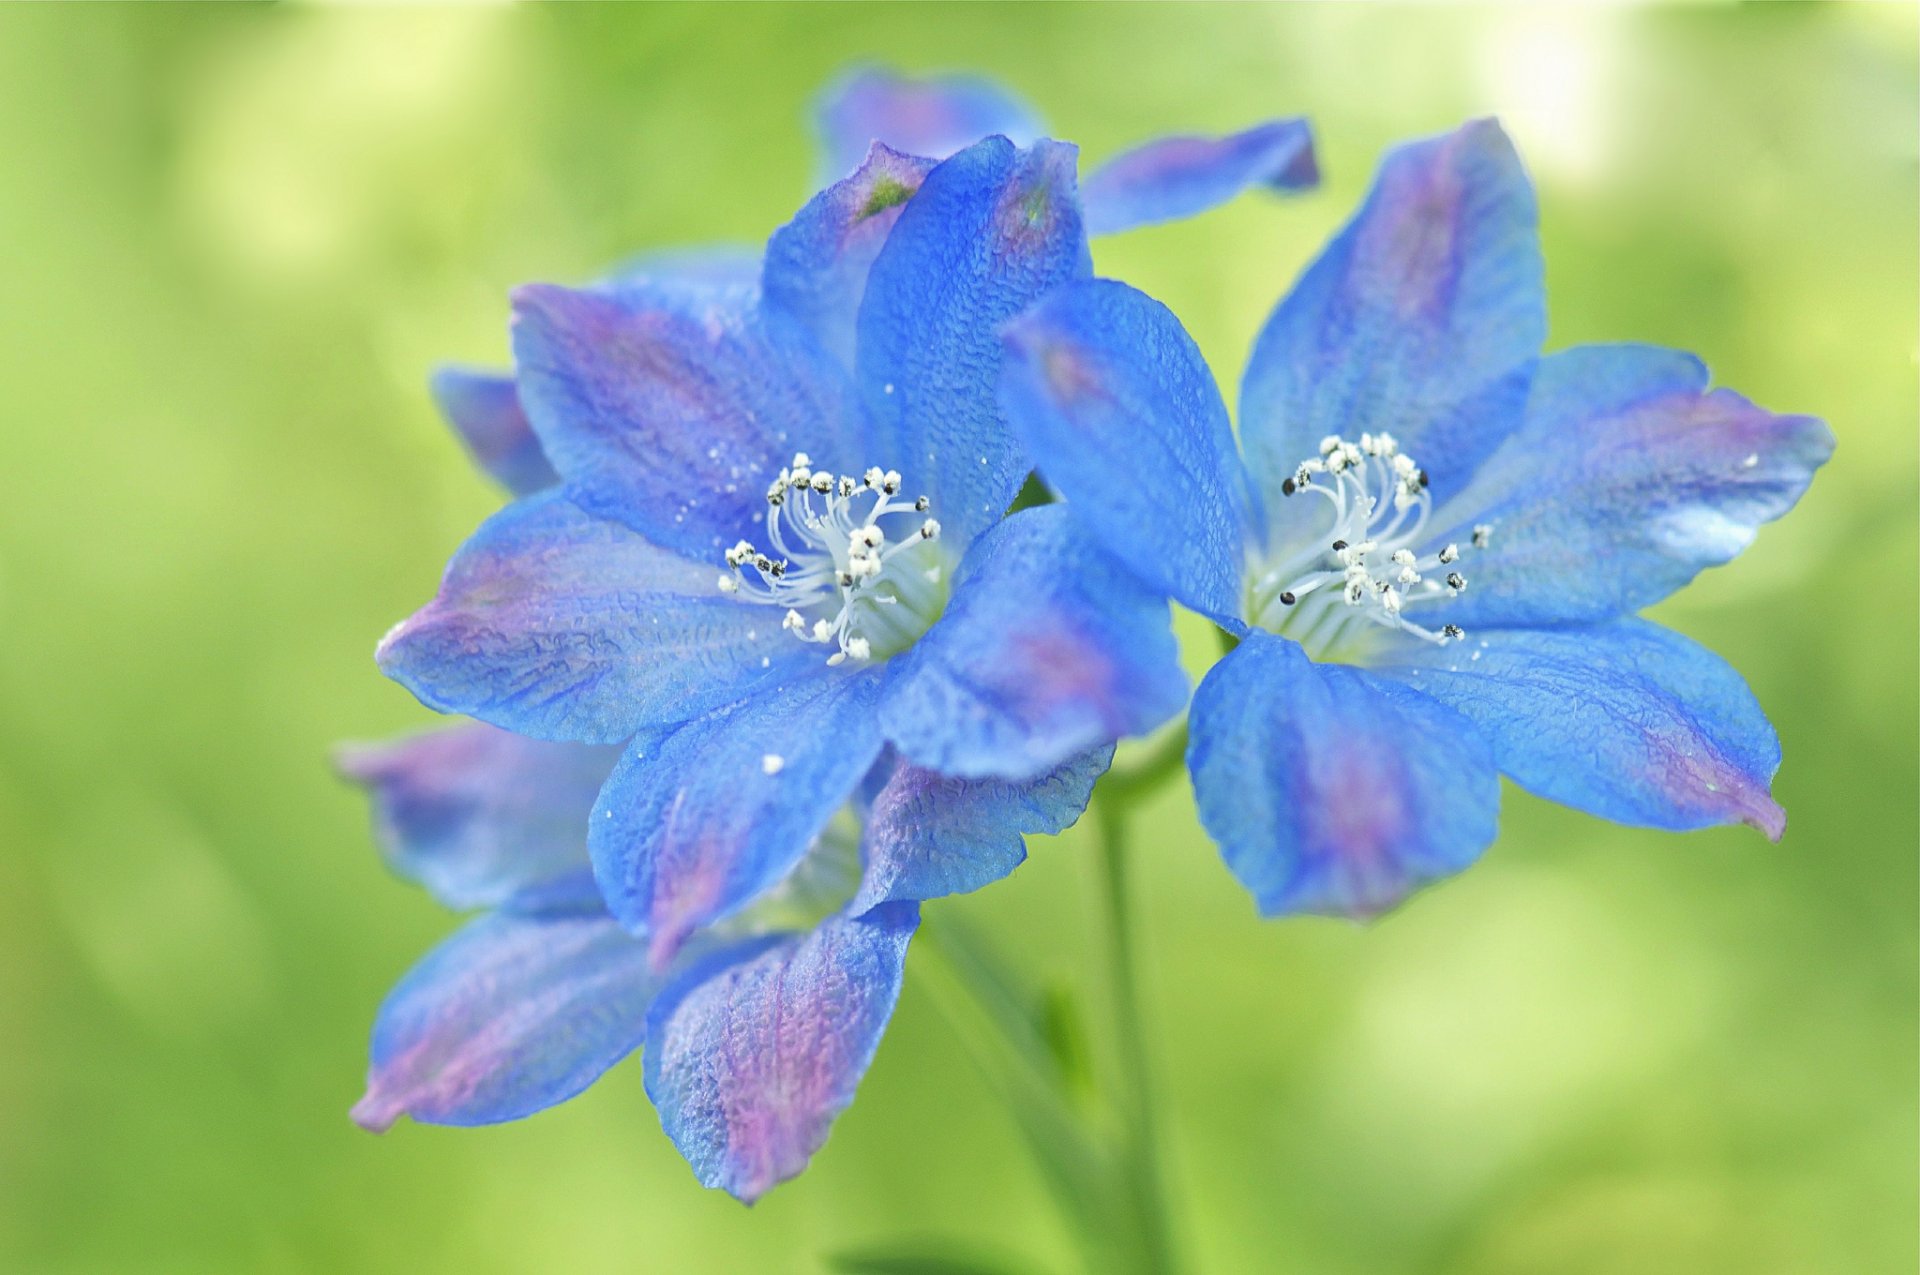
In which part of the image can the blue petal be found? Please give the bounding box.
[813,65,1041,180]
[335,724,618,912]
[763,144,936,373]
[1429,344,1834,627]
[591,669,885,963]
[352,911,659,1132]
[1239,120,1544,511]
[855,137,1093,550]
[1001,277,1255,625]
[377,491,811,743]
[1082,118,1318,236]
[1375,619,1786,838]
[849,746,1110,914]
[1187,633,1500,918]
[882,505,1187,781]
[644,902,918,1202]
[510,278,859,560]
[429,367,558,496]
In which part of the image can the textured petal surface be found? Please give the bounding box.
[429,367,557,496]
[644,902,918,1202]
[1188,633,1500,918]
[352,912,659,1132]
[1430,344,1834,627]
[849,746,1109,913]
[814,65,1041,180]
[336,724,617,911]
[377,491,808,743]
[1001,277,1254,625]
[1239,120,1544,510]
[1376,619,1785,838]
[883,505,1186,781]
[856,137,1092,549]
[763,144,936,373]
[590,669,886,962]
[511,278,858,560]
[1082,118,1318,236]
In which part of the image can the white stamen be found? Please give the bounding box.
[1252,435,1489,648]
[720,452,948,665]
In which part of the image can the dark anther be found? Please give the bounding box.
[1279,591,1297,606]
[1442,624,1464,639]
[1281,478,1296,496]
[1418,470,1430,488]
[1331,539,1349,552]
[1446,572,1464,590]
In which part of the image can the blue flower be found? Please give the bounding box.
[341,723,1100,1201]
[999,119,1834,918]
[380,135,1188,951]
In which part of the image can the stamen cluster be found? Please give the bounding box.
[1250,433,1492,649]
[719,452,944,665]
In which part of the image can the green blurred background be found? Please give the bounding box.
[1,4,1913,1272]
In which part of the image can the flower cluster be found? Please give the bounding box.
[343,70,1828,1201]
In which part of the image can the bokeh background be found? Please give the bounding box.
[1,4,1913,1273]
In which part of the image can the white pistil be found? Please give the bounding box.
[719,452,946,666]
[1253,434,1490,647]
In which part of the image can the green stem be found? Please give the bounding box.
[1089,755,1182,1275]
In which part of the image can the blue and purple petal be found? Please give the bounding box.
[855,136,1092,550]
[1377,619,1786,838]
[1239,119,1545,509]
[882,505,1187,781]
[849,746,1110,914]
[1001,277,1256,626]
[353,911,660,1132]
[1188,633,1500,918]
[376,491,810,743]
[1081,118,1318,236]
[590,669,886,964]
[1432,344,1834,627]
[429,367,557,497]
[335,723,616,911]
[510,278,860,560]
[643,902,919,1202]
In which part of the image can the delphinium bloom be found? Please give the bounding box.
[357,133,1206,1201]
[1000,119,1832,917]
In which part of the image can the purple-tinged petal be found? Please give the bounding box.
[1188,632,1500,918]
[814,65,1041,180]
[1240,120,1544,510]
[1001,277,1256,626]
[510,278,860,560]
[591,669,885,964]
[1428,344,1834,627]
[352,911,659,1132]
[849,746,1109,914]
[763,144,937,373]
[429,367,558,497]
[644,902,918,1202]
[856,137,1093,550]
[1082,118,1318,237]
[1376,619,1785,838]
[377,491,810,744]
[883,505,1186,781]
[335,724,617,912]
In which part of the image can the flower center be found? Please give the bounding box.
[1247,433,1491,655]
[718,452,949,665]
